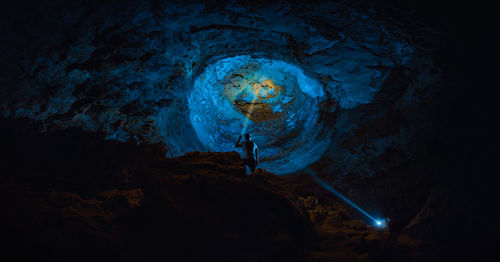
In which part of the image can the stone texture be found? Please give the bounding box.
[1,119,417,262]
[0,0,484,261]
[1,0,433,175]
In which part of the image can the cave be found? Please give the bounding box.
[189,56,330,174]
[0,0,493,261]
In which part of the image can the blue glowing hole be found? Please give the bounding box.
[188,55,331,174]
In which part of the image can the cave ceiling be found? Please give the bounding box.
[0,0,444,177]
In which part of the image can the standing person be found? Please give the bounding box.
[236,133,259,174]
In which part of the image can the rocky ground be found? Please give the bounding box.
[1,118,413,262]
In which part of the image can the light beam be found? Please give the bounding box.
[308,169,386,227]
[240,84,262,136]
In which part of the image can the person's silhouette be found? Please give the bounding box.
[236,133,259,174]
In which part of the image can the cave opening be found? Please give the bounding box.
[188,56,330,174]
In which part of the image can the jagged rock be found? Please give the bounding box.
[0,0,484,261]
[0,119,416,262]
[0,120,317,261]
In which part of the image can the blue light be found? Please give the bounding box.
[308,170,385,227]
[374,219,389,228]
[188,56,331,174]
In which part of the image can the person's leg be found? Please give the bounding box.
[243,158,252,174]
[249,159,256,173]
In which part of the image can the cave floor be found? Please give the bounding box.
[1,119,415,262]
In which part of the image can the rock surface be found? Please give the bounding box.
[1,119,410,262]
[1,0,489,261]
[1,0,445,175]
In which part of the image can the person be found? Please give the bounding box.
[236,133,259,174]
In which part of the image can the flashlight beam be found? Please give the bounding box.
[310,171,379,224]
[240,85,262,136]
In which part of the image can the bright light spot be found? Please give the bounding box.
[308,169,386,228]
[374,218,389,228]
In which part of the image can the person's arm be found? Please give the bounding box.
[236,135,242,147]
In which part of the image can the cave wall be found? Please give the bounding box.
[1,0,490,260]
[1,0,442,177]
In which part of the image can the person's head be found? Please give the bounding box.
[244,133,251,141]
